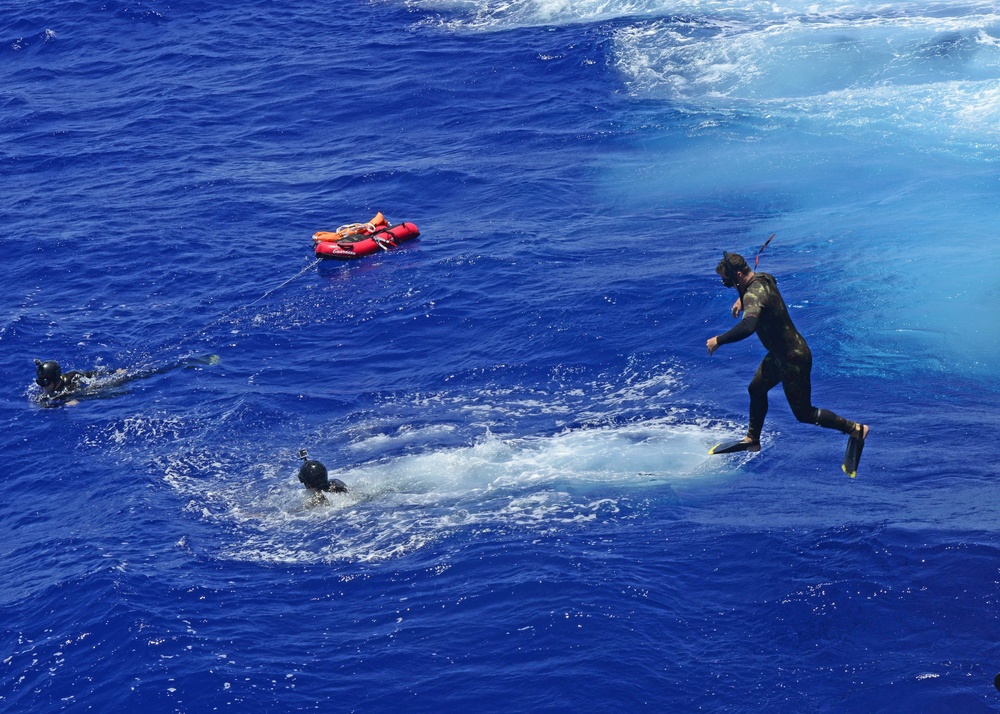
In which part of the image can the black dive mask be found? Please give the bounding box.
[35,359,61,389]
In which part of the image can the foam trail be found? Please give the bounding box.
[347,421,722,491]
[163,420,745,564]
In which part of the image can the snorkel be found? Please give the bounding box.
[717,234,775,288]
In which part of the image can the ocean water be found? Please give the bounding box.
[3,0,1000,710]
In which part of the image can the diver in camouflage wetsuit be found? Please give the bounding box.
[705,252,868,452]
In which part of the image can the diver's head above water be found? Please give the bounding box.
[298,459,329,490]
[716,252,751,289]
[34,359,63,394]
[297,450,347,493]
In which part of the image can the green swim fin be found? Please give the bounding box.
[183,354,221,368]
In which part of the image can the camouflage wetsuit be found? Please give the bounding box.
[716,272,856,441]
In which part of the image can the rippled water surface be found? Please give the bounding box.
[3,0,1000,711]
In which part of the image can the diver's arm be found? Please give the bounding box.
[38,394,80,408]
[715,314,759,346]
[731,296,743,318]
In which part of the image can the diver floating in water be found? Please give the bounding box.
[298,450,348,505]
[705,249,869,476]
[33,354,219,407]
[34,359,127,407]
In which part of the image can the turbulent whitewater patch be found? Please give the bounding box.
[164,419,741,564]
[612,9,1000,146]
[409,0,964,31]
[153,362,746,564]
[411,0,672,30]
[411,0,1000,150]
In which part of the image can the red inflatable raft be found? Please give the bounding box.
[313,213,420,260]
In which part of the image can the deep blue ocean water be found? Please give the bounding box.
[3,0,1000,710]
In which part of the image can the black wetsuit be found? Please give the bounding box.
[37,369,122,407]
[716,272,855,441]
[38,371,91,406]
[36,356,215,407]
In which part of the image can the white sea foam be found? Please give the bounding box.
[414,0,1000,149]
[88,414,189,448]
[149,360,747,564]
[413,0,1000,31]
[613,11,1000,105]
[164,417,747,564]
[345,422,459,455]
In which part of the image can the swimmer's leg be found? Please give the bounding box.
[781,352,854,434]
[106,354,220,388]
[779,353,868,475]
[747,354,782,445]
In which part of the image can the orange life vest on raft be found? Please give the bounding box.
[312,212,388,244]
[312,213,420,260]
